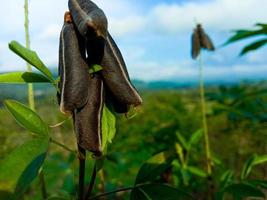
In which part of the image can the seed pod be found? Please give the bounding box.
[69,0,107,64]
[191,28,201,59]
[58,12,90,114]
[197,24,215,51]
[101,33,142,107]
[74,74,104,156]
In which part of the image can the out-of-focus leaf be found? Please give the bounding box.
[0,72,50,83]
[8,41,54,82]
[240,39,267,55]
[220,170,234,188]
[246,180,267,189]
[225,29,266,45]
[101,105,116,153]
[130,184,193,200]
[252,154,267,165]
[135,151,174,184]
[241,154,256,179]
[46,191,71,200]
[221,183,265,200]
[4,100,49,136]
[188,129,203,147]
[176,131,189,150]
[187,166,207,178]
[89,64,103,74]
[0,137,49,199]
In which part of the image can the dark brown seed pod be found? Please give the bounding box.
[74,74,104,156]
[191,28,201,59]
[101,33,142,107]
[68,0,108,38]
[58,12,90,114]
[197,24,215,51]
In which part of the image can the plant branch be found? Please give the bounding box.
[85,164,97,199]
[78,146,86,200]
[88,186,134,200]
[50,138,77,155]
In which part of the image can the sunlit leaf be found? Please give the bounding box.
[131,184,193,200]
[101,105,116,153]
[89,64,103,74]
[0,137,49,199]
[4,100,49,136]
[176,131,189,150]
[252,154,267,165]
[0,72,50,83]
[240,39,267,55]
[8,41,54,82]
[187,166,207,178]
[135,151,174,184]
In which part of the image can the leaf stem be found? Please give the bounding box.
[39,170,48,199]
[50,138,77,154]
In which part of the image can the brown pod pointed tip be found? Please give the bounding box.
[64,11,73,23]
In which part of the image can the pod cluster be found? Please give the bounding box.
[191,24,215,59]
[58,0,142,156]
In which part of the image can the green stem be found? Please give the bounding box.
[50,138,77,155]
[85,165,97,199]
[198,52,212,176]
[24,1,46,198]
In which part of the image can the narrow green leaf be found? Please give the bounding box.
[8,41,54,82]
[131,184,193,200]
[252,154,267,166]
[101,105,116,153]
[241,154,256,179]
[135,151,174,184]
[0,72,50,83]
[222,183,265,199]
[4,100,49,136]
[89,64,103,74]
[187,166,207,178]
[0,137,49,198]
[240,39,267,55]
[189,129,203,147]
[246,180,267,189]
[176,131,189,150]
[220,170,234,188]
[225,29,266,45]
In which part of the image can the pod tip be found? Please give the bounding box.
[64,11,73,23]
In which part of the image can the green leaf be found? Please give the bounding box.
[246,180,267,189]
[4,100,49,136]
[89,64,103,74]
[220,170,234,188]
[101,105,116,153]
[187,166,207,178]
[241,154,256,179]
[0,72,50,83]
[225,29,267,45]
[176,131,189,150]
[252,154,267,166]
[188,129,203,147]
[135,151,174,184]
[240,39,267,55]
[131,184,193,200]
[222,183,265,199]
[8,41,54,82]
[0,137,49,199]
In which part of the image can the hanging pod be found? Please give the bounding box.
[191,28,201,59]
[74,74,104,156]
[58,12,90,114]
[101,33,142,107]
[68,0,108,65]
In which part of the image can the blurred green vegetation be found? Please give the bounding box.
[0,81,266,199]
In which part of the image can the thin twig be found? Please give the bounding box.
[88,186,134,200]
[85,164,97,199]
[50,138,77,155]
[39,170,48,199]
[78,146,86,200]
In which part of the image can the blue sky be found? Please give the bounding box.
[0,0,267,82]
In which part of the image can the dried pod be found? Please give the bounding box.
[191,28,201,59]
[191,24,215,59]
[101,33,142,107]
[74,74,104,156]
[58,12,90,114]
[197,24,215,51]
[69,0,107,64]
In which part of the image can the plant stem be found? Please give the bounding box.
[50,138,77,155]
[24,0,35,110]
[85,165,97,199]
[24,0,47,199]
[78,146,86,200]
[88,186,134,200]
[198,52,212,176]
